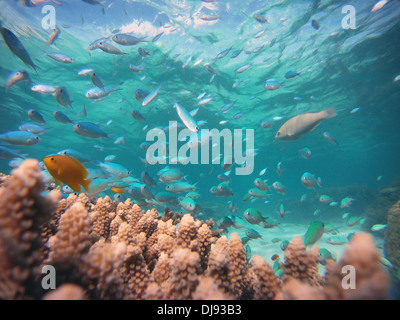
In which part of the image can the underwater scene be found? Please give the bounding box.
[0,0,399,300]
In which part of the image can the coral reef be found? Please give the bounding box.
[363,177,400,229]
[0,160,392,300]
[385,200,400,270]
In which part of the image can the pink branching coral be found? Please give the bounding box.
[0,159,392,300]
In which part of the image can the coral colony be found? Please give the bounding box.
[0,160,393,300]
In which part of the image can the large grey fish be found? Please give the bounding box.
[112,33,146,46]
[0,131,41,146]
[1,27,39,72]
[275,107,337,141]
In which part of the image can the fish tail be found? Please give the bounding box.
[82,179,91,192]
[322,107,337,119]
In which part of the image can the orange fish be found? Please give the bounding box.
[43,155,91,192]
[111,187,125,194]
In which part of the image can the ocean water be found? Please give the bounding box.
[1,0,400,293]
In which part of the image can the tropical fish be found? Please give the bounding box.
[235,64,252,74]
[0,131,41,146]
[85,85,119,100]
[57,149,91,163]
[180,197,196,212]
[0,146,26,159]
[97,41,127,55]
[301,172,322,188]
[319,195,333,204]
[46,27,60,46]
[245,228,262,239]
[43,52,75,63]
[319,248,336,265]
[1,27,39,72]
[159,168,184,183]
[323,131,339,145]
[346,216,362,227]
[243,208,268,225]
[304,221,325,246]
[43,155,91,192]
[280,240,289,251]
[275,107,337,141]
[112,33,146,46]
[326,236,348,245]
[261,120,274,129]
[371,224,387,232]
[313,209,321,216]
[28,109,46,124]
[104,155,116,162]
[138,47,150,58]
[279,203,285,218]
[78,68,95,76]
[166,181,196,193]
[141,171,157,186]
[248,188,268,199]
[174,101,199,133]
[129,64,145,73]
[131,109,146,122]
[31,84,57,95]
[19,123,46,135]
[311,19,320,30]
[55,87,73,109]
[227,200,236,213]
[254,178,268,191]
[231,49,242,58]
[371,0,388,13]
[276,162,282,176]
[99,162,130,178]
[340,197,355,209]
[111,187,125,194]
[264,79,282,91]
[53,111,73,124]
[285,71,300,79]
[142,83,165,107]
[152,32,164,42]
[135,89,150,102]
[73,122,109,138]
[90,71,104,90]
[182,55,192,69]
[272,181,286,194]
[299,147,312,159]
[5,70,30,92]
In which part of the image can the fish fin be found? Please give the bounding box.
[81,179,91,192]
[68,182,82,193]
[54,178,63,186]
[322,107,337,119]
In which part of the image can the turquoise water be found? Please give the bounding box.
[1,0,400,278]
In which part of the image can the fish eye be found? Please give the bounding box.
[36,137,39,140]
[77,124,80,128]
[50,157,54,161]
[16,72,20,76]
[277,132,281,136]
